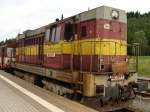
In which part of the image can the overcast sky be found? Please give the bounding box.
[0,0,150,41]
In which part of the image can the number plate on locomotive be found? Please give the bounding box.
[111,75,124,81]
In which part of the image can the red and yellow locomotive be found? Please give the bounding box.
[1,6,138,110]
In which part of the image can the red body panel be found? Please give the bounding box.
[43,54,126,72]
[43,54,71,69]
[96,19,127,40]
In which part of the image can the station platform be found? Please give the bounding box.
[0,70,98,112]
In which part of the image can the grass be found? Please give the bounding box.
[138,56,150,77]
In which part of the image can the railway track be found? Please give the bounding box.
[113,108,133,112]
[136,90,150,97]
[137,77,150,97]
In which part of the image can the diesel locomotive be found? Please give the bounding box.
[0,6,139,110]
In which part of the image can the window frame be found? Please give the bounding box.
[50,25,61,43]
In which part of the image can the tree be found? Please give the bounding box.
[133,31,149,55]
[127,11,150,55]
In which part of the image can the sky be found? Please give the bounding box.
[0,0,150,41]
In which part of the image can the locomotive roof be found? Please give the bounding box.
[16,26,46,40]
[46,5,126,26]
[17,5,126,40]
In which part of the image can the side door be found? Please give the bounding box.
[79,20,96,71]
[38,35,44,65]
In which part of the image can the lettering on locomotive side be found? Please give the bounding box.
[47,53,55,57]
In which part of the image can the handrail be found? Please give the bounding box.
[80,43,83,73]
[90,40,93,73]
[70,41,74,72]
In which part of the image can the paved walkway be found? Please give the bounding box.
[0,70,98,112]
[0,78,52,112]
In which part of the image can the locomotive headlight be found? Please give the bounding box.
[125,58,128,62]
[111,10,119,19]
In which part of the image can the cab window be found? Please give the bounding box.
[64,23,73,41]
[51,26,61,42]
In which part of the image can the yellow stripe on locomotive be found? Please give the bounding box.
[43,38,127,56]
